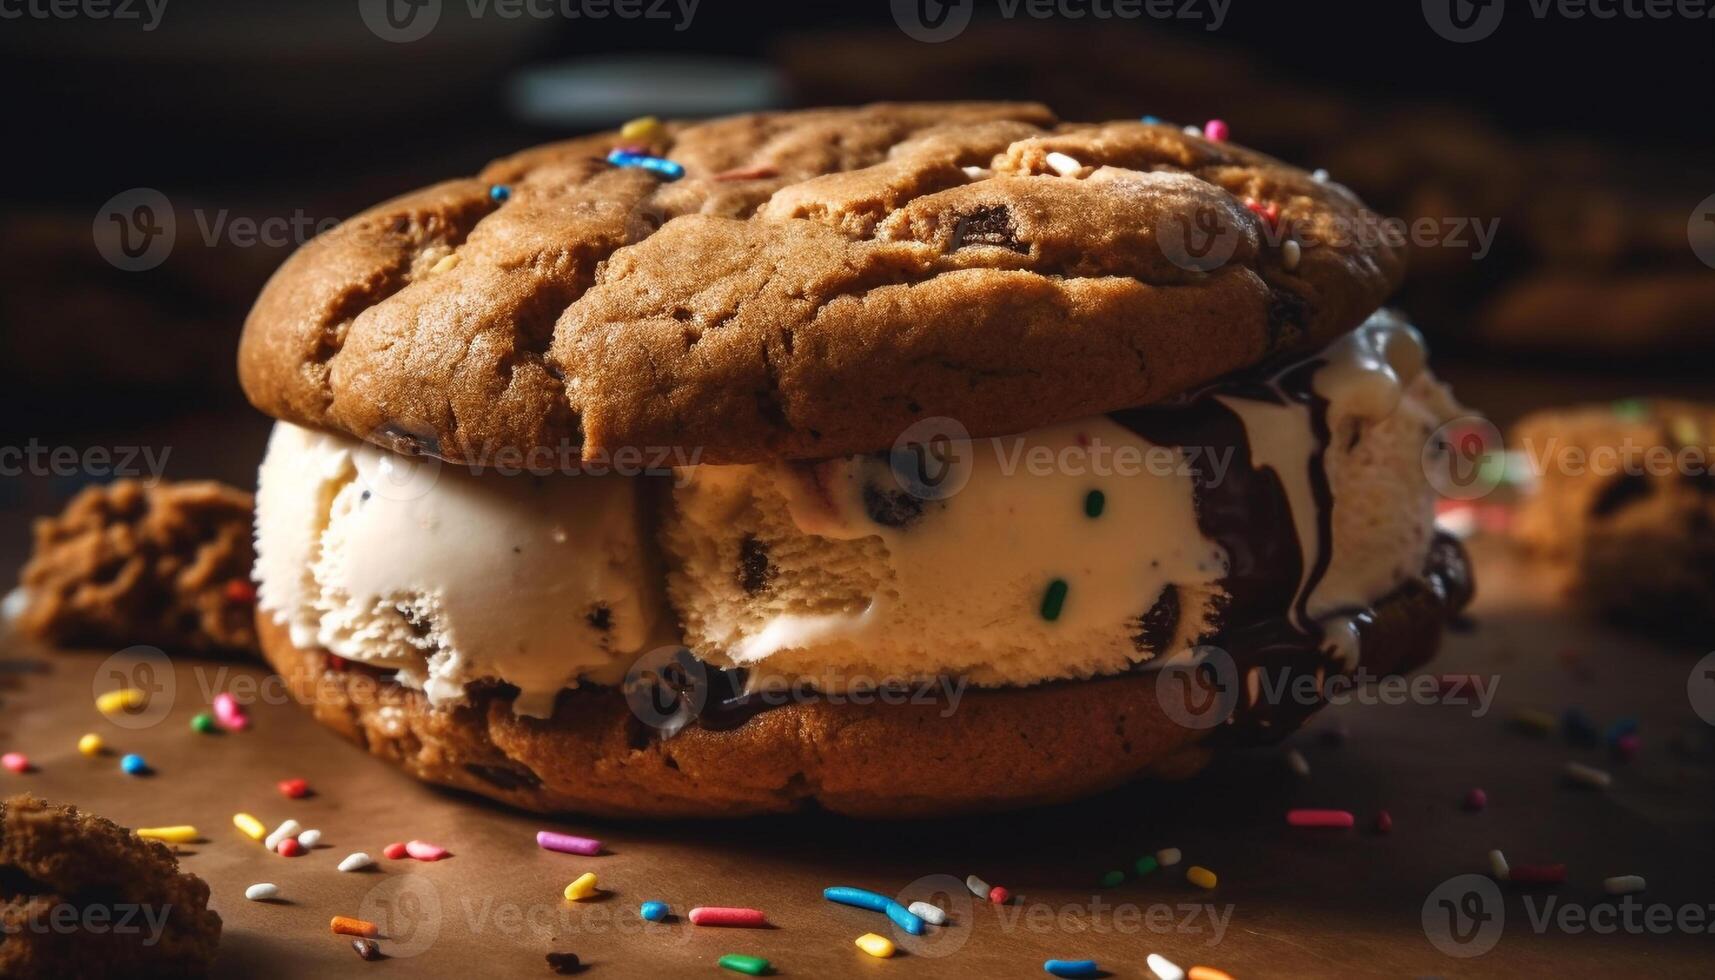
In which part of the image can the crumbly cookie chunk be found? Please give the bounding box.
[15,480,258,656]
[239,102,1406,465]
[1513,401,1715,632]
[0,795,221,978]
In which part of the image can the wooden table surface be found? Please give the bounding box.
[3,361,1713,978]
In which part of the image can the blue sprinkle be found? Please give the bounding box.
[640,901,668,922]
[120,753,148,776]
[1140,115,1162,125]
[488,184,511,203]
[823,886,891,913]
[1045,960,1100,978]
[605,149,684,181]
[883,900,925,936]
[1604,717,1639,745]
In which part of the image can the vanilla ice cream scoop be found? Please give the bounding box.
[254,423,667,717]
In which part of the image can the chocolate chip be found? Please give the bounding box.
[377,423,442,460]
[586,604,612,632]
[737,535,776,595]
[1133,585,1181,653]
[1591,473,1653,517]
[545,952,581,974]
[862,481,924,528]
[1266,288,1309,350]
[950,205,1028,253]
[463,763,543,791]
[352,939,382,961]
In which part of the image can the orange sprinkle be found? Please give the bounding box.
[331,916,378,938]
[1189,968,1235,980]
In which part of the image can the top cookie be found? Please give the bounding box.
[239,102,1404,464]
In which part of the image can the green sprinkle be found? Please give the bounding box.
[1099,869,1125,888]
[1134,855,1159,877]
[1039,578,1069,622]
[1083,489,1105,518]
[1611,398,1649,422]
[718,954,770,976]
[190,712,217,734]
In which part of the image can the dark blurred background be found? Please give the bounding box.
[1,0,1711,529]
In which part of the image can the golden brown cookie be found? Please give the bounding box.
[254,535,1467,819]
[0,795,221,978]
[14,480,258,657]
[1512,401,1715,633]
[239,102,1405,466]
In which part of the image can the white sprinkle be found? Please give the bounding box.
[1565,761,1612,789]
[1182,125,1202,137]
[1285,748,1310,777]
[961,165,989,180]
[429,252,460,275]
[1488,849,1510,881]
[1311,168,1330,183]
[338,852,375,873]
[965,874,990,897]
[1043,152,1083,177]
[1,587,29,624]
[1603,874,1646,895]
[1282,238,1302,271]
[1435,505,1478,540]
[907,901,946,925]
[244,883,279,901]
[1146,952,1186,980]
[297,828,322,848]
[1155,847,1182,868]
[263,820,300,852]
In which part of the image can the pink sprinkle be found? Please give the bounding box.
[383,842,408,860]
[1615,732,1642,761]
[1,752,29,774]
[1464,788,1488,811]
[213,693,249,732]
[988,885,1010,904]
[1203,119,1229,142]
[405,840,449,861]
[1286,809,1355,829]
[537,831,603,856]
[1509,863,1566,885]
[687,907,767,927]
[277,838,303,857]
[1373,809,1393,834]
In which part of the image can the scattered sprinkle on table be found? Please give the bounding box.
[965,874,989,896]
[564,873,598,901]
[298,829,322,848]
[1,752,28,774]
[190,712,217,734]
[717,953,770,975]
[1188,967,1235,980]
[96,687,145,715]
[405,840,448,861]
[690,907,768,928]
[907,901,945,925]
[331,915,379,938]
[1156,847,1182,867]
[277,838,304,857]
[1509,863,1567,885]
[339,852,375,873]
[1285,748,1310,777]
[353,939,382,961]
[278,778,310,799]
[233,813,265,840]
[605,149,684,180]
[1147,952,1186,980]
[1186,866,1218,890]
[823,886,891,912]
[1564,761,1612,789]
[1099,869,1125,887]
[1510,708,1556,735]
[537,830,603,856]
[1286,809,1354,829]
[1134,855,1159,876]
[1489,849,1511,880]
[545,951,580,974]
[640,901,669,922]
[383,842,408,860]
[244,883,279,901]
[77,733,104,756]
[120,753,148,776]
[1045,959,1099,978]
[885,901,926,935]
[137,825,199,843]
[856,933,896,958]
[1374,810,1393,833]
[265,820,301,851]
[1615,732,1642,761]
[988,885,1011,904]
[1464,788,1488,811]
[1603,874,1646,895]
[213,693,250,732]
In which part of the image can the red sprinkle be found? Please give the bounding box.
[1509,863,1567,885]
[687,906,767,927]
[278,778,310,799]
[1286,809,1355,829]
[988,886,1010,904]
[1373,809,1393,834]
[223,578,257,603]
[1615,733,1642,761]
[1,752,30,774]
[1464,788,1488,811]
[405,840,449,861]
[277,838,304,857]
[1244,199,1280,226]
[383,842,408,860]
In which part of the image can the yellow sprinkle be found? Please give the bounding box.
[77,733,104,757]
[563,872,598,901]
[1187,865,1218,890]
[429,252,460,275]
[1188,968,1235,980]
[1509,708,1556,735]
[1670,415,1702,447]
[619,115,663,142]
[137,826,200,843]
[855,933,895,958]
[95,688,145,715]
[233,813,266,841]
